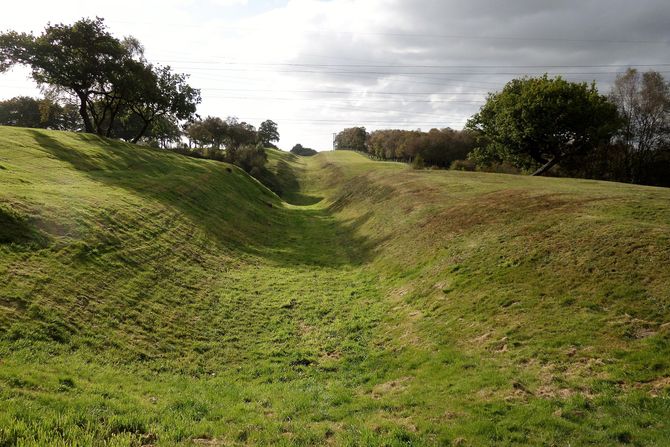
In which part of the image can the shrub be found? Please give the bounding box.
[290,144,317,156]
[450,159,476,171]
[411,154,425,170]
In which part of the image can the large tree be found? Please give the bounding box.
[257,119,279,147]
[466,75,621,176]
[334,127,367,152]
[609,68,670,182]
[0,18,128,133]
[184,116,227,149]
[126,64,200,143]
[184,116,258,160]
[0,18,199,140]
[223,117,257,159]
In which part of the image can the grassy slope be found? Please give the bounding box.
[0,126,669,446]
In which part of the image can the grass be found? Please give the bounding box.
[0,126,669,446]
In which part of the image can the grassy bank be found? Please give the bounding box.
[1,127,668,445]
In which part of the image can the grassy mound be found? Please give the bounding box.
[1,126,669,446]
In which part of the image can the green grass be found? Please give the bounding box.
[1,126,669,446]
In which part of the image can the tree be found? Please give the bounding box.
[258,120,279,147]
[150,116,182,149]
[411,154,425,169]
[223,117,257,161]
[610,68,670,182]
[234,143,268,174]
[0,96,82,130]
[466,75,621,176]
[0,18,129,134]
[126,64,200,143]
[290,144,317,156]
[334,127,368,152]
[184,116,258,162]
[0,18,200,141]
[0,96,45,128]
[184,116,227,149]
[365,128,475,166]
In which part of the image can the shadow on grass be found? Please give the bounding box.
[0,204,47,246]
[261,158,321,206]
[29,130,378,267]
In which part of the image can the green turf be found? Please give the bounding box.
[0,126,669,446]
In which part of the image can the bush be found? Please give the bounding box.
[234,143,268,173]
[450,159,476,171]
[411,154,425,170]
[290,144,317,156]
[478,162,522,175]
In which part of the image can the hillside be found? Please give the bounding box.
[1,126,669,446]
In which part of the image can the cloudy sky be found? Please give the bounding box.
[1,0,669,150]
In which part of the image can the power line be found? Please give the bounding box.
[200,88,489,95]
[188,70,507,88]
[237,118,464,124]
[169,66,670,76]
[161,61,670,69]
[0,84,489,96]
[106,20,670,45]
[204,95,484,103]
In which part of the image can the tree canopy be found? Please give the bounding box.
[466,75,621,175]
[183,116,266,170]
[0,96,81,131]
[367,128,476,167]
[290,144,317,156]
[609,68,670,183]
[258,120,280,147]
[0,17,200,142]
[334,127,367,152]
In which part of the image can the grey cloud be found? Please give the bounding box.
[279,0,670,140]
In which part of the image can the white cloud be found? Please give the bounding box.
[210,0,248,5]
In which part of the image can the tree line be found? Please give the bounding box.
[181,116,279,175]
[0,96,81,131]
[335,70,669,187]
[0,18,281,177]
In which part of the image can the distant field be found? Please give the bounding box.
[1,126,669,446]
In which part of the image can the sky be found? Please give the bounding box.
[1,0,670,150]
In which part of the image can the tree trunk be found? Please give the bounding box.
[105,102,121,138]
[531,156,560,176]
[131,119,151,144]
[77,92,94,133]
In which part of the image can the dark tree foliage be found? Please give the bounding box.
[334,127,368,152]
[223,117,257,152]
[126,65,200,143]
[368,128,476,167]
[184,116,264,171]
[150,116,183,149]
[0,18,200,141]
[290,144,317,156]
[235,143,268,175]
[0,96,82,131]
[1,18,129,133]
[185,116,228,149]
[185,116,257,158]
[466,75,621,176]
[608,69,670,185]
[258,120,279,147]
